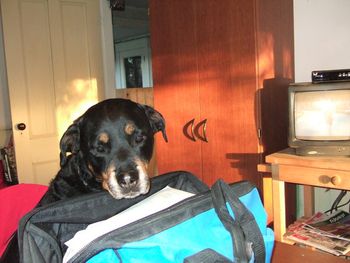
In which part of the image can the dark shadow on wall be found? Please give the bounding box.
[259,76,296,226]
[260,77,291,157]
[225,152,262,191]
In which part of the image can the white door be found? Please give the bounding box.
[1,0,105,184]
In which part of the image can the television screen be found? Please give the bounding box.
[294,90,350,141]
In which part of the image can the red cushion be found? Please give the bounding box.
[0,162,6,190]
[0,184,48,257]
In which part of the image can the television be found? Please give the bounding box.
[288,82,350,156]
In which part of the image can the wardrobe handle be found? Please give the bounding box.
[191,119,196,141]
[194,119,208,142]
[183,118,197,141]
[202,119,208,142]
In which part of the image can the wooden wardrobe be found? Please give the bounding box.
[149,0,294,197]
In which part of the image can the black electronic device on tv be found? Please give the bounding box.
[312,69,350,83]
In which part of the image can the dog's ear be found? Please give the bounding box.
[59,118,82,166]
[140,104,168,142]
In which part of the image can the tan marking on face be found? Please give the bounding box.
[125,122,135,135]
[134,158,150,194]
[102,171,109,180]
[98,132,109,143]
[101,165,116,193]
[88,163,95,173]
[136,159,149,171]
[102,180,109,192]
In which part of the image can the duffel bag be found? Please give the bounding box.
[64,179,274,263]
[17,171,209,263]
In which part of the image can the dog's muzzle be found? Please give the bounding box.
[102,161,150,199]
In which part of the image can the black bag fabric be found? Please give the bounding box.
[17,171,208,263]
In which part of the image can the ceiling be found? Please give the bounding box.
[112,0,149,43]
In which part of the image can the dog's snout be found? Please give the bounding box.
[117,170,139,188]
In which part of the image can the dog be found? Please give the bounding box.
[1,98,167,262]
[0,98,167,263]
[38,98,167,205]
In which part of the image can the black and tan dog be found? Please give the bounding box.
[39,98,167,205]
[1,98,167,263]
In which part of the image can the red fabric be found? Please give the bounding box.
[0,184,48,257]
[0,162,6,190]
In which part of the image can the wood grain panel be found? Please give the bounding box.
[257,0,296,224]
[115,88,154,106]
[257,0,294,156]
[196,0,260,186]
[266,148,350,170]
[150,0,294,197]
[150,0,202,180]
[277,165,350,190]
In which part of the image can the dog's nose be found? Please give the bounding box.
[117,170,139,188]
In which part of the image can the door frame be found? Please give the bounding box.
[99,0,116,99]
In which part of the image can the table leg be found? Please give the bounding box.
[303,185,315,217]
[272,166,286,242]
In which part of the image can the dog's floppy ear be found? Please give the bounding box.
[140,104,168,142]
[59,118,82,166]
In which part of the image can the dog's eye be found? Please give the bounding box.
[135,134,146,144]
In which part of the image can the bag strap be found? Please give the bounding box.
[211,180,266,263]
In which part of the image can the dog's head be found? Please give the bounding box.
[59,99,167,199]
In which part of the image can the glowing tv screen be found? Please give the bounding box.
[294,89,350,140]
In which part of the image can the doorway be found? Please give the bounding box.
[112,0,153,89]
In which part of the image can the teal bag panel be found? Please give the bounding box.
[264,228,275,263]
[87,249,119,263]
[87,187,274,263]
[88,208,234,263]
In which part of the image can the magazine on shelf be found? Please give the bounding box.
[284,210,350,256]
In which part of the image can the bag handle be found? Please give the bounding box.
[211,180,266,263]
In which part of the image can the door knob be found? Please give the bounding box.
[17,123,26,131]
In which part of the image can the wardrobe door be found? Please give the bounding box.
[196,0,261,187]
[150,1,203,180]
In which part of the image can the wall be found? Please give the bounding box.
[294,0,350,215]
[112,1,149,42]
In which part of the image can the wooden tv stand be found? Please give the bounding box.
[265,148,350,242]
